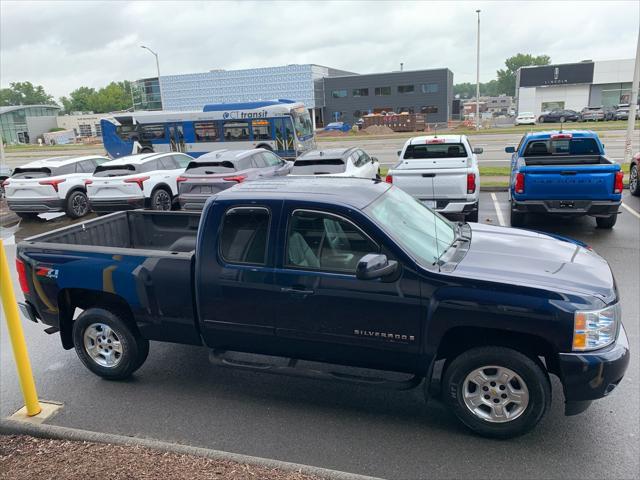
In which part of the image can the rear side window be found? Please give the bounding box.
[220,207,270,265]
[52,163,78,176]
[11,168,52,179]
[159,157,178,169]
[403,143,468,159]
[77,160,97,173]
[140,160,161,172]
[173,155,192,168]
[292,158,346,175]
[523,138,600,156]
[251,153,269,168]
[186,161,236,174]
[94,164,138,177]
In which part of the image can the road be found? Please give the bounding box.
[1,193,639,480]
[1,129,638,169]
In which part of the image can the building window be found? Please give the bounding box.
[78,124,92,137]
[398,107,415,114]
[375,87,391,96]
[223,121,250,141]
[194,121,219,142]
[421,83,439,94]
[94,123,102,137]
[398,85,415,94]
[331,112,344,121]
[332,89,348,98]
[352,88,369,97]
[420,106,439,114]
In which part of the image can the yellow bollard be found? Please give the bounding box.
[0,239,41,416]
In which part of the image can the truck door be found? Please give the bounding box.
[272,205,423,370]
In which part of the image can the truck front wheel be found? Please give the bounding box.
[510,203,526,227]
[73,307,149,380]
[442,346,551,438]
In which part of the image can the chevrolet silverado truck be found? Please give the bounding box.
[16,177,629,438]
[506,131,623,228]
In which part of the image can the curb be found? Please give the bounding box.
[1,211,19,228]
[0,419,384,480]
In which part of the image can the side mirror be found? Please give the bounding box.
[473,147,483,154]
[356,253,398,280]
[505,146,515,154]
[397,150,402,156]
[371,156,378,163]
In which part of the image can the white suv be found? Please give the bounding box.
[387,135,481,222]
[291,147,380,179]
[4,155,109,219]
[86,152,191,212]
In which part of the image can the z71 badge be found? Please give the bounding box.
[36,266,59,279]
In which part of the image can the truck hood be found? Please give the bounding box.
[453,223,615,302]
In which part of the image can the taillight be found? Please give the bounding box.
[124,176,150,190]
[614,171,624,194]
[38,178,66,192]
[426,138,445,144]
[467,173,476,194]
[84,179,93,185]
[176,176,188,184]
[16,259,29,294]
[515,173,525,194]
[1,179,9,187]
[223,175,247,183]
[385,174,393,184]
[550,133,572,139]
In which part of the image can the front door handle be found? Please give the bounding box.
[280,287,314,295]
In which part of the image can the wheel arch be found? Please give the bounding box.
[151,182,174,197]
[256,143,273,151]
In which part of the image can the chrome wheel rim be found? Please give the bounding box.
[154,190,171,210]
[630,166,638,193]
[462,365,529,423]
[83,323,123,368]
[72,193,88,216]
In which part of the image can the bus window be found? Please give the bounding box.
[252,120,271,141]
[140,124,166,141]
[116,125,136,140]
[194,121,219,142]
[223,121,250,141]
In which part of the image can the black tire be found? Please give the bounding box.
[596,214,617,229]
[140,147,153,153]
[442,346,551,439]
[630,164,639,197]
[65,190,90,219]
[16,212,40,220]
[538,116,545,123]
[466,205,479,222]
[510,203,526,227]
[72,307,149,380]
[150,187,172,211]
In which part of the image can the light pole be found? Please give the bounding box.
[141,45,162,109]
[624,23,639,164]
[475,9,481,131]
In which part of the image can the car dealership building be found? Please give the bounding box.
[516,58,636,116]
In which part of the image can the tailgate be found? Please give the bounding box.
[521,165,618,200]
[179,176,236,196]
[88,178,142,198]
[6,178,58,199]
[391,158,469,200]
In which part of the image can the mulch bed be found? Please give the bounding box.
[0,434,325,480]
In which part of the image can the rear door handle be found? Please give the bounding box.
[422,173,436,178]
[280,287,314,295]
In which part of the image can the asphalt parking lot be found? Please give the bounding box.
[1,191,639,480]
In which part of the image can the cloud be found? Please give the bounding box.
[1,0,638,99]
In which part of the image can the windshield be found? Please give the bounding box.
[365,186,455,267]
[292,109,313,139]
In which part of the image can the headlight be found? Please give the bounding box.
[572,303,620,351]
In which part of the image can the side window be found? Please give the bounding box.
[140,160,160,172]
[173,155,191,168]
[251,153,268,168]
[252,120,271,140]
[194,122,219,142]
[262,151,283,167]
[53,163,77,175]
[219,207,270,265]
[158,157,175,169]
[286,210,378,273]
[77,160,96,173]
[349,152,360,168]
[223,121,250,141]
[358,150,371,165]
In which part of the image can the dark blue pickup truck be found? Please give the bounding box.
[16,177,629,438]
[506,131,623,228]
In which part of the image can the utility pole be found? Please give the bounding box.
[400,62,404,72]
[475,9,481,131]
[624,22,640,164]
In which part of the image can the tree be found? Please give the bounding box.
[59,81,133,114]
[454,79,501,98]
[60,86,97,113]
[0,81,56,106]
[496,53,551,96]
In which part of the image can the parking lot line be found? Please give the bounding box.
[490,193,506,226]
[621,202,640,220]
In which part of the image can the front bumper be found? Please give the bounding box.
[7,198,64,213]
[512,199,620,217]
[89,197,145,212]
[559,324,630,415]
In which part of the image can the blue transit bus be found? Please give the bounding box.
[100,100,316,159]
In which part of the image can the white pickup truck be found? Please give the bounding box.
[386,135,481,222]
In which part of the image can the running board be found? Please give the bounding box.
[208,350,422,391]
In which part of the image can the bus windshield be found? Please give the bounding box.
[292,110,313,139]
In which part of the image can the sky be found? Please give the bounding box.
[1,0,638,100]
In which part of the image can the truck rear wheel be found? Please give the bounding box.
[72,307,149,380]
[629,164,639,197]
[510,204,526,227]
[442,346,551,439]
[596,214,617,229]
[466,204,479,222]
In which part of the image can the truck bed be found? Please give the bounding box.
[27,210,201,252]
[521,155,613,166]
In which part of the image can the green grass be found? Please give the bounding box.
[5,143,102,152]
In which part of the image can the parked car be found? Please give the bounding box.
[16,177,629,438]
[86,152,192,212]
[387,135,481,222]
[603,106,618,121]
[538,109,580,123]
[324,122,352,132]
[178,149,292,210]
[291,147,380,179]
[515,112,536,125]
[630,152,640,197]
[613,105,640,121]
[506,131,623,228]
[580,106,605,122]
[4,155,109,219]
[0,164,12,198]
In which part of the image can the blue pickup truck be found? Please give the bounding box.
[506,131,624,228]
[16,177,629,438]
